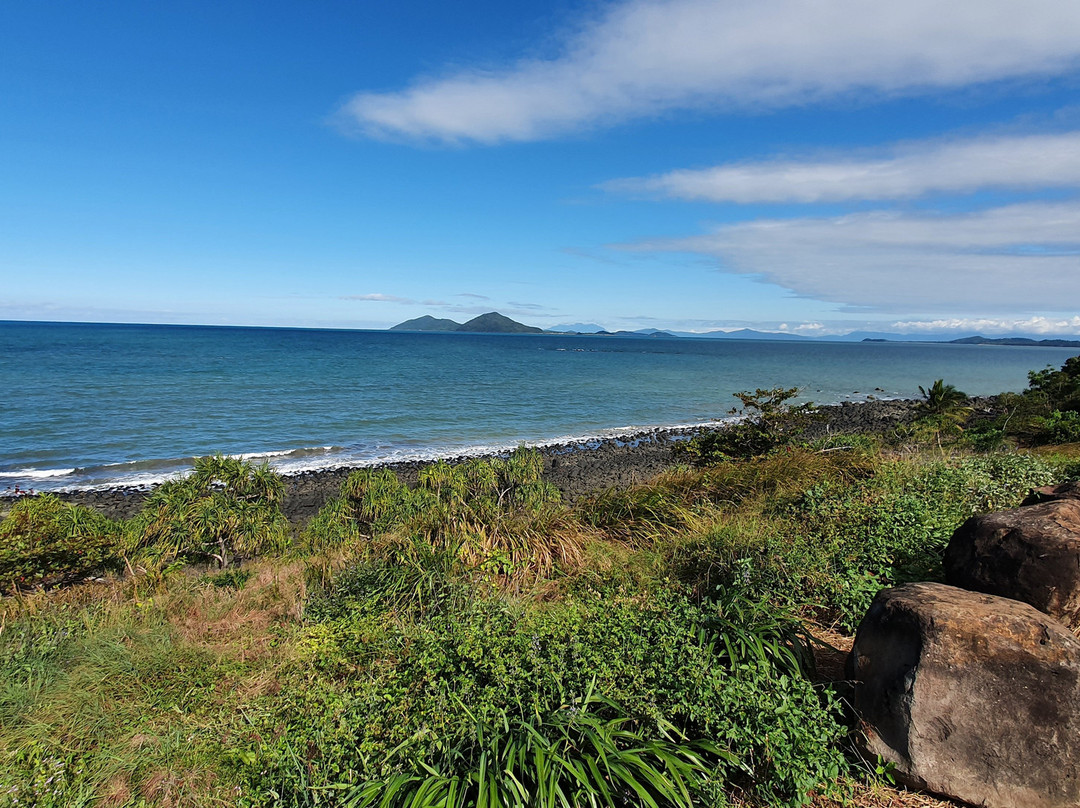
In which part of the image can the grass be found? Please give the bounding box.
[304,448,599,588]
[1,427,1077,806]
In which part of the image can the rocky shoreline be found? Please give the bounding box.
[4,397,933,524]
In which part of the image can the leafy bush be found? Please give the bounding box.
[678,388,816,464]
[125,454,289,568]
[1032,410,1080,445]
[1027,355,1080,413]
[245,582,843,807]
[0,495,121,592]
[660,453,1060,629]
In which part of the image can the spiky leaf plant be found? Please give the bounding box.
[125,454,288,568]
[342,688,737,808]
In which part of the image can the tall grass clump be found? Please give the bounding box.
[0,495,121,593]
[343,688,733,808]
[305,448,592,585]
[125,454,289,569]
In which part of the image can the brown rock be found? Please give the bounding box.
[848,583,1080,808]
[944,499,1080,628]
[1023,481,1080,506]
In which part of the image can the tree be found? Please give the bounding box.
[917,379,969,416]
[1027,355,1080,413]
[915,379,971,450]
[678,387,816,464]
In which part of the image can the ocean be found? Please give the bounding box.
[1,320,1076,493]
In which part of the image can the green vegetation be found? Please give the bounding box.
[960,356,1080,450]
[125,454,289,569]
[677,387,817,464]
[2,359,1079,806]
[0,495,121,593]
[304,448,583,586]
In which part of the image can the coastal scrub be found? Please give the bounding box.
[124,455,289,570]
[0,494,121,592]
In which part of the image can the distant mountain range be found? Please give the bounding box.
[390,314,1080,347]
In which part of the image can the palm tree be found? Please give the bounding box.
[918,379,969,416]
[917,379,972,450]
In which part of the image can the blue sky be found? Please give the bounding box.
[3,0,1080,336]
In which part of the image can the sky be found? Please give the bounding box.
[3,0,1080,336]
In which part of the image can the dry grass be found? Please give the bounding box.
[1027,441,1080,459]
[812,781,962,807]
[167,561,305,663]
[807,621,855,683]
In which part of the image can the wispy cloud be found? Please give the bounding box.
[455,292,491,300]
[342,293,450,307]
[604,130,1080,202]
[892,316,1080,335]
[622,201,1080,313]
[338,0,1080,144]
[342,293,416,304]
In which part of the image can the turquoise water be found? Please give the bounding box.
[1,321,1076,492]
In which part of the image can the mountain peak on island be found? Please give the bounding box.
[457,312,544,334]
[389,315,463,332]
[389,311,543,334]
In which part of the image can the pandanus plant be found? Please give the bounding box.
[125,454,288,568]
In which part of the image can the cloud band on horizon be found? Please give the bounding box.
[620,201,1080,313]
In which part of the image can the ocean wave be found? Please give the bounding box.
[0,468,76,480]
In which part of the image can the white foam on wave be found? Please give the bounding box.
[0,468,76,480]
[5,409,829,493]
[271,419,735,478]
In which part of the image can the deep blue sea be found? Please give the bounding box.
[2,321,1076,492]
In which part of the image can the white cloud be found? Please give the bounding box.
[340,0,1080,143]
[605,130,1080,202]
[623,201,1080,312]
[342,293,415,304]
[777,322,826,335]
[892,316,1080,335]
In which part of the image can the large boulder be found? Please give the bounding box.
[847,582,1080,808]
[944,499,1080,628]
[1023,481,1080,506]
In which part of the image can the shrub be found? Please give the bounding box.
[125,455,289,568]
[916,379,969,417]
[1032,410,1080,445]
[678,388,816,464]
[0,495,121,593]
[658,453,1061,629]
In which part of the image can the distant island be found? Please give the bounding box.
[947,336,1080,348]
[389,313,1080,347]
[390,312,544,334]
[861,335,1080,348]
